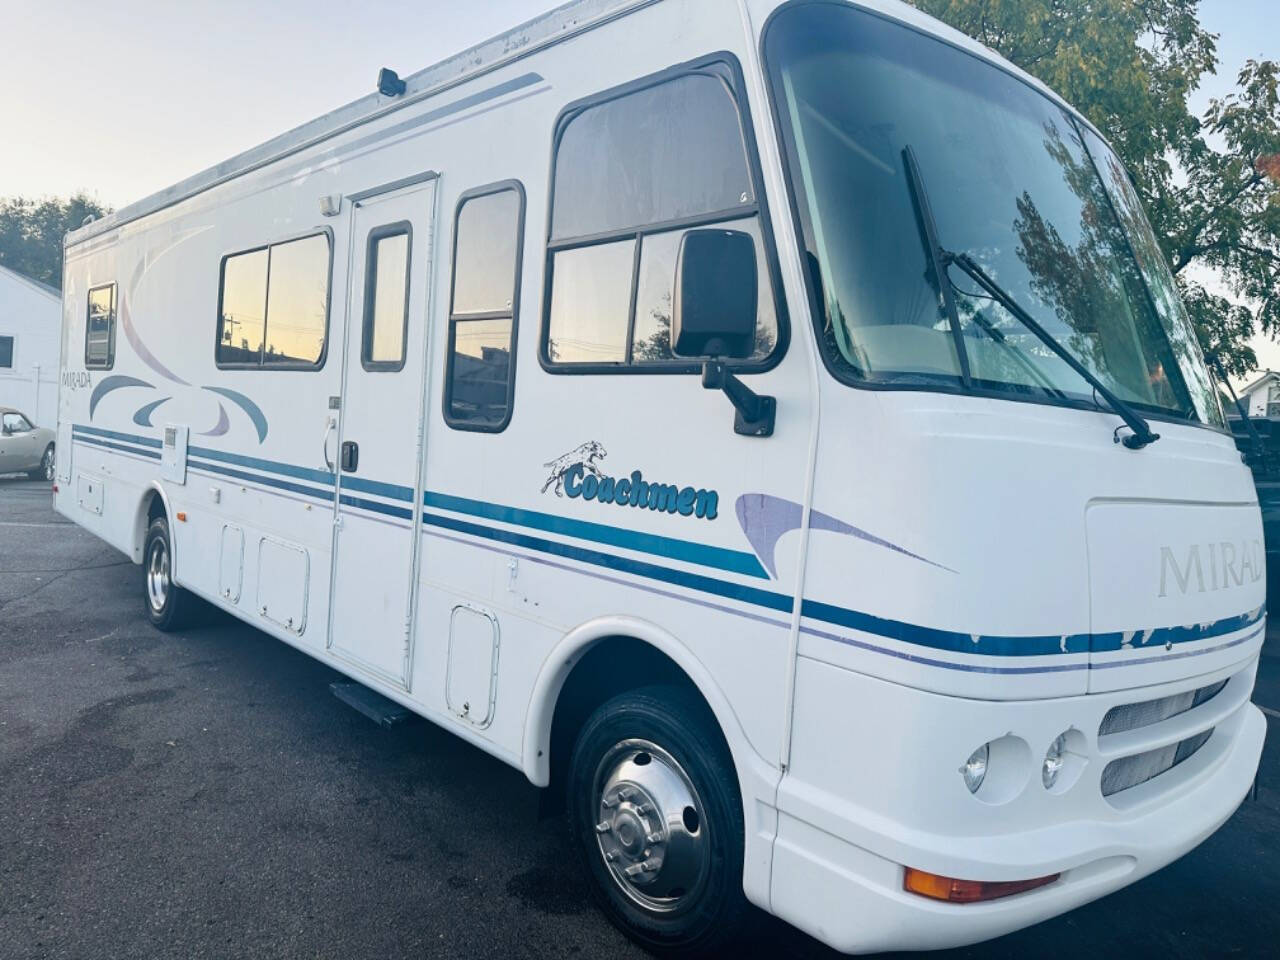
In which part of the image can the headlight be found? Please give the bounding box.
[962,743,989,794]
[1043,733,1068,789]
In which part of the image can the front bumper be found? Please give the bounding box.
[769,655,1266,954]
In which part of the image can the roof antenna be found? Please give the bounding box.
[377,68,407,98]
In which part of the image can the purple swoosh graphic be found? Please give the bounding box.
[199,401,231,437]
[735,494,956,579]
[119,282,189,386]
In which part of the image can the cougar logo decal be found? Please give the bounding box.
[542,441,607,497]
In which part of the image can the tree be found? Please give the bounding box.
[0,194,111,290]
[908,0,1280,377]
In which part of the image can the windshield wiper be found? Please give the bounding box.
[901,145,1160,450]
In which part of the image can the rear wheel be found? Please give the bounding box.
[28,444,54,481]
[567,685,750,956]
[144,516,199,631]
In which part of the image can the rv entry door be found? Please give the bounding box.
[327,177,437,688]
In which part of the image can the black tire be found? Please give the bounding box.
[143,516,200,631]
[28,444,54,482]
[567,685,750,956]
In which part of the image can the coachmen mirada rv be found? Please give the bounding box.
[53,0,1266,953]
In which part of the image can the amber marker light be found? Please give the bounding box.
[176,512,188,522]
[903,867,1059,904]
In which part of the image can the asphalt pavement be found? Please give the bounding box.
[1,475,1277,959]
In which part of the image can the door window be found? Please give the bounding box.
[361,225,412,371]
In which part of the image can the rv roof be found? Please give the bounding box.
[65,0,1093,251]
[65,0,651,249]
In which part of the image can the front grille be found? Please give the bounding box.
[1099,679,1228,737]
[1100,729,1215,797]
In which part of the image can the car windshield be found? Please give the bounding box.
[764,3,1223,428]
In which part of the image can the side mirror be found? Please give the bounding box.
[672,229,775,437]
[672,229,758,359]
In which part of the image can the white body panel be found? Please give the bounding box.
[0,265,60,429]
[53,0,1265,953]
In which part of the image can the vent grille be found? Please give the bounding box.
[1099,679,1227,737]
[1101,729,1215,797]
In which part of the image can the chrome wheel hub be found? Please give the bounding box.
[42,449,54,480]
[593,739,708,914]
[146,538,170,614]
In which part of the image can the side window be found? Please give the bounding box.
[217,232,331,368]
[444,182,525,431]
[543,62,781,370]
[361,225,412,371]
[2,412,32,433]
[85,283,117,369]
[0,335,13,368]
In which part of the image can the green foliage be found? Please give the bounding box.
[0,194,111,290]
[910,0,1280,376]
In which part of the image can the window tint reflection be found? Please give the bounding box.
[218,250,267,365]
[453,191,520,317]
[447,318,513,426]
[766,5,1214,424]
[86,283,117,368]
[631,218,778,363]
[547,241,635,364]
[551,73,754,241]
[264,234,329,365]
[364,230,410,368]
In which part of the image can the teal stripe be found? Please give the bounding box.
[425,490,769,580]
[73,424,163,448]
[74,423,766,581]
[187,444,335,487]
[342,475,415,502]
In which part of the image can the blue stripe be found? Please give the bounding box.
[340,493,414,521]
[188,458,334,502]
[72,422,1264,665]
[1091,609,1264,653]
[73,434,162,460]
[425,490,769,580]
[800,597,1091,657]
[423,509,795,615]
[187,444,335,487]
[73,424,163,448]
[343,476,415,502]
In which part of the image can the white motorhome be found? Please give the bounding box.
[54,0,1266,953]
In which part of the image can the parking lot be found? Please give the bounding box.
[2,474,1278,959]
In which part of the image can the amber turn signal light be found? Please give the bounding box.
[903,867,1059,903]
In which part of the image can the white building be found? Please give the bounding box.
[1234,370,1280,419]
[0,264,60,427]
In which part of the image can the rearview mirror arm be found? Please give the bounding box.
[702,361,776,437]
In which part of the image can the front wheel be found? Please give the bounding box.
[567,686,750,956]
[143,516,200,631]
[29,444,54,482]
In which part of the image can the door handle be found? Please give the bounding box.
[322,417,337,472]
[340,440,359,474]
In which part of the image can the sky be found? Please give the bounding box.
[0,0,1275,371]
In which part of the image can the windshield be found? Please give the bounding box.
[764,3,1224,428]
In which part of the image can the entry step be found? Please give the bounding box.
[330,681,411,728]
